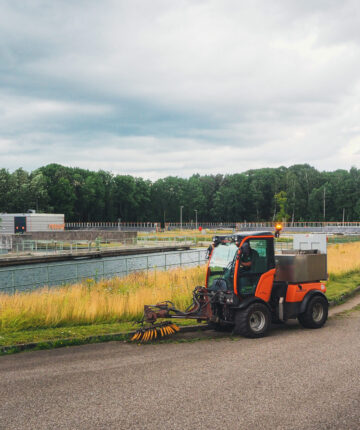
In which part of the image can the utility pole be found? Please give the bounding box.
[194,209,198,230]
[323,187,326,221]
[343,208,345,225]
[180,206,184,230]
[292,184,295,226]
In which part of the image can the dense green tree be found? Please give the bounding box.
[134,178,152,221]
[198,174,224,221]
[0,169,11,212]
[213,174,254,222]
[8,168,31,212]
[184,175,207,224]
[150,176,188,224]
[28,171,48,212]
[274,191,289,221]
[0,164,359,222]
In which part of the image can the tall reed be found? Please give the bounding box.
[0,266,205,330]
[327,242,360,276]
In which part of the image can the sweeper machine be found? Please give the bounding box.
[132,225,329,341]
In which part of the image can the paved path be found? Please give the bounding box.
[329,292,360,315]
[1,307,360,430]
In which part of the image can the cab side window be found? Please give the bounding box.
[247,239,274,273]
[237,237,275,296]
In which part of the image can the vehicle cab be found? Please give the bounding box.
[205,231,328,336]
[206,231,275,298]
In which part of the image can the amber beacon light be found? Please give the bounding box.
[274,223,283,238]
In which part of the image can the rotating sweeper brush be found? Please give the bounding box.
[131,321,180,342]
[130,287,212,342]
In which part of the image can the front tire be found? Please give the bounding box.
[298,295,328,329]
[233,303,271,338]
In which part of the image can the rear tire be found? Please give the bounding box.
[233,303,271,338]
[298,295,328,329]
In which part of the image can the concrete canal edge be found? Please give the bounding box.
[0,245,192,267]
[1,286,360,356]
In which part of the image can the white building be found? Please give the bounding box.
[0,212,65,234]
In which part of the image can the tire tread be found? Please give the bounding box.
[298,295,328,329]
[233,303,271,338]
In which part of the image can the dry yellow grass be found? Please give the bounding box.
[327,242,360,275]
[0,266,205,330]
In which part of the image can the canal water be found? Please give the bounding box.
[0,248,207,294]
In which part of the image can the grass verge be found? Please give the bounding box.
[0,266,204,331]
[326,271,360,303]
[2,272,360,356]
[0,318,203,354]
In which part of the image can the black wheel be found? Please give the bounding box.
[233,303,271,338]
[298,295,328,329]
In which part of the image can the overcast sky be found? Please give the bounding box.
[1,0,359,179]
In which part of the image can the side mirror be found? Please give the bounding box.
[206,244,213,259]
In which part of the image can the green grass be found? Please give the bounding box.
[325,271,360,303]
[0,322,132,347]
[0,318,202,351]
[328,235,360,244]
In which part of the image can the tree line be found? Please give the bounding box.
[0,163,359,223]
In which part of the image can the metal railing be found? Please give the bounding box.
[65,222,160,231]
[165,222,236,230]
[137,236,202,246]
[3,232,358,258]
[0,235,13,251]
[64,221,360,231]
[275,240,293,251]
[235,221,360,228]
[0,238,139,257]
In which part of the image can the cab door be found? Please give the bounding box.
[236,237,275,298]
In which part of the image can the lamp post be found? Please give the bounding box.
[180,206,184,230]
[194,209,198,230]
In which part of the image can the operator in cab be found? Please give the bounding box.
[236,241,260,295]
[238,241,259,272]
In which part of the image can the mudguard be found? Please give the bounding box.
[299,290,328,314]
[232,296,271,311]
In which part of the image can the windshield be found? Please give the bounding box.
[210,243,238,269]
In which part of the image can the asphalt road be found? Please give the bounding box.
[1,312,360,430]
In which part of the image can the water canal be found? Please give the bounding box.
[0,248,207,294]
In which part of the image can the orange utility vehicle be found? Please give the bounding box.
[134,229,328,340]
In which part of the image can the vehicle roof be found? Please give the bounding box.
[234,231,273,237]
[213,231,273,242]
